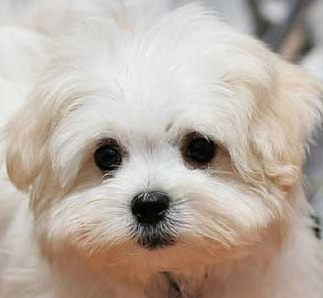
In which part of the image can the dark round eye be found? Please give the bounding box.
[94,141,122,172]
[184,134,217,165]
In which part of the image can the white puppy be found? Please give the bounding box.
[0,1,323,298]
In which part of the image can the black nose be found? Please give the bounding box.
[131,191,170,224]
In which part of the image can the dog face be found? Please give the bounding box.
[5,4,322,272]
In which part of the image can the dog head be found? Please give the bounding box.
[5,4,322,272]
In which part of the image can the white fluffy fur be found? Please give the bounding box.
[1,1,323,298]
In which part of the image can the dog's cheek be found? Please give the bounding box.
[172,173,290,251]
[34,186,134,261]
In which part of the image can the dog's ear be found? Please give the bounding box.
[4,91,54,191]
[249,60,323,187]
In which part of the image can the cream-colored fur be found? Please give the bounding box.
[0,1,322,298]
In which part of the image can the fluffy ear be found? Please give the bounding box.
[250,60,323,187]
[4,92,54,191]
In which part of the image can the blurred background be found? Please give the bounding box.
[203,0,323,78]
[1,0,323,217]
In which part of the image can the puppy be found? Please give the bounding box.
[0,1,323,298]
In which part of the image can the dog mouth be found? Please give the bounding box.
[132,223,176,250]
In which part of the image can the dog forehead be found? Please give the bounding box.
[52,5,276,145]
[82,56,269,140]
[65,73,247,152]
[58,47,273,146]
[75,84,207,139]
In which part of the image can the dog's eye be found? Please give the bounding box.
[183,133,217,166]
[94,141,122,172]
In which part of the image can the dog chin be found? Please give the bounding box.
[132,222,176,250]
[42,230,243,275]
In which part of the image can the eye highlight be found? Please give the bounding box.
[182,133,217,166]
[94,139,122,172]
